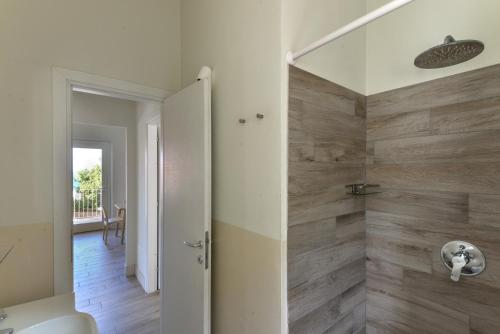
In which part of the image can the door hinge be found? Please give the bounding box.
[204,231,210,270]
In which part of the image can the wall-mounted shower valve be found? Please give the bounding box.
[441,241,485,282]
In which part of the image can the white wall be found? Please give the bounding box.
[72,92,138,270]
[0,0,181,304]
[135,102,161,290]
[0,0,180,225]
[283,0,367,94]
[181,1,284,333]
[181,0,283,241]
[366,0,500,94]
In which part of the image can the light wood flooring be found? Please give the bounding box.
[74,231,160,334]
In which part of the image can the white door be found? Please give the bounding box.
[161,76,211,334]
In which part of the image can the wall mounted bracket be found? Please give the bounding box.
[346,184,380,196]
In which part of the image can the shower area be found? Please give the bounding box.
[286,2,500,333]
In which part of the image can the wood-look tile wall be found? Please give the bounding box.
[288,66,367,334]
[366,64,500,334]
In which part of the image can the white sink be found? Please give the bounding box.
[17,313,98,334]
[3,293,98,334]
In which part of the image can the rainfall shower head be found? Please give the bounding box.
[414,35,484,69]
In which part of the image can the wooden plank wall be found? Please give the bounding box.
[288,66,367,334]
[366,64,500,334]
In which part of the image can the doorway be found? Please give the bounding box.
[53,67,212,334]
[72,141,111,233]
[70,89,163,333]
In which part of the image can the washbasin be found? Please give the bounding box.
[16,313,97,334]
[2,294,98,334]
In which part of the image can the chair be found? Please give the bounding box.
[102,205,126,245]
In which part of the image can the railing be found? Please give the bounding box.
[73,188,103,221]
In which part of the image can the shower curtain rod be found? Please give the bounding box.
[286,0,416,64]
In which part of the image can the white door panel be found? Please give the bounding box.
[161,77,211,334]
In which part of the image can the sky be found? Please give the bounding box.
[73,148,102,178]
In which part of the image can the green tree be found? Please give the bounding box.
[77,165,102,192]
[76,165,102,209]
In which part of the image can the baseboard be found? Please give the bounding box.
[73,222,103,234]
[125,264,136,277]
[136,267,147,290]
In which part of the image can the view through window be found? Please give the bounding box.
[73,147,103,224]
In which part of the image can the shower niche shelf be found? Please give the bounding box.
[346,184,380,196]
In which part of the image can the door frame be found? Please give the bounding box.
[145,116,161,293]
[52,67,169,294]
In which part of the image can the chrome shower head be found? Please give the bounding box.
[414,35,484,69]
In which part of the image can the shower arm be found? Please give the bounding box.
[286,0,417,64]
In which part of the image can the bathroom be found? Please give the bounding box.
[1,0,500,333]
[287,1,500,333]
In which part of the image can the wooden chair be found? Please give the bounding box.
[102,205,126,245]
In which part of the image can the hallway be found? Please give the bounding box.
[73,231,160,334]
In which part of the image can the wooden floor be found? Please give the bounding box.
[74,231,160,334]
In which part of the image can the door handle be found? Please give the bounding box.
[184,240,203,249]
